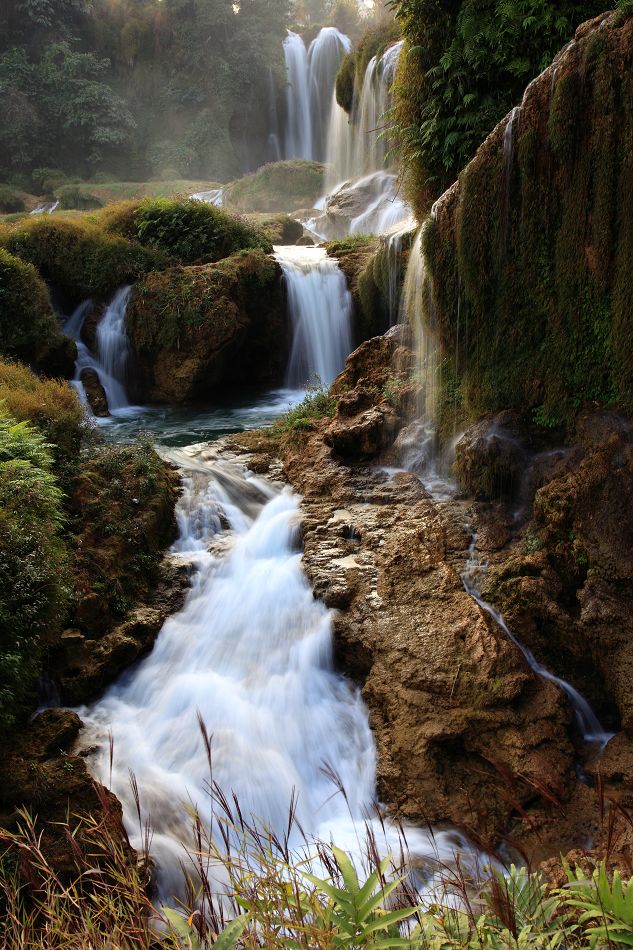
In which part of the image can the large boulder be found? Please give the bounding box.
[454,411,530,500]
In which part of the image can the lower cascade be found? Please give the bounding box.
[80,448,481,900]
[275,245,353,389]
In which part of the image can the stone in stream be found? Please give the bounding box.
[80,367,109,416]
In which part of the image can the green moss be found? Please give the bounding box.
[335,52,356,113]
[0,249,76,375]
[1,217,165,305]
[223,160,325,213]
[336,22,401,114]
[421,15,633,440]
[101,197,271,264]
[243,213,303,245]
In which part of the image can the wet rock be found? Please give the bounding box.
[455,411,530,500]
[80,367,109,416]
[325,403,400,459]
[296,235,315,246]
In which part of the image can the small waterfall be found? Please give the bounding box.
[308,27,352,162]
[80,447,483,900]
[283,31,313,160]
[190,188,224,206]
[276,245,353,388]
[462,537,614,753]
[63,286,135,416]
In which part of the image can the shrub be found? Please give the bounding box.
[0,358,84,475]
[100,197,271,264]
[0,249,76,375]
[0,185,25,214]
[1,217,166,304]
[275,381,337,435]
[31,168,69,195]
[0,411,69,733]
[57,184,104,211]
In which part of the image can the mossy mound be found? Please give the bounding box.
[0,249,76,377]
[224,161,325,213]
[127,250,287,402]
[100,197,271,264]
[1,217,165,306]
[421,12,633,440]
[57,185,104,211]
[0,185,25,214]
[244,213,304,245]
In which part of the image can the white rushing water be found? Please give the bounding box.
[275,245,353,388]
[80,447,483,901]
[64,286,138,417]
[282,28,351,162]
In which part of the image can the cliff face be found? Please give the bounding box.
[422,12,633,440]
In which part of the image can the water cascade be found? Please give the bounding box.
[275,245,353,388]
[282,28,350,162]
[462,538,614,753]
[308,41,410,239]
[64,286,135,416]
[81,447,483,900]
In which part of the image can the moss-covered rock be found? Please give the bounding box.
[223,160,325,213]
[421,12,633,442]
[244,213,304,245]
[335,22,401,114]
[1,217,165,307]
[100,197,272,263]
[126,250,287,402]
[0,249,76,377]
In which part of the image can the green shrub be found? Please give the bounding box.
[1,217,166,304]
[57,184,104,211]
[0,358,84,475]
[224,160,325,213]
[275,382,337,435]
[0,249,76,375]
[31,168,69,195]
[0,185,25,214]
[0,410,69,733]
[100,197,271,264]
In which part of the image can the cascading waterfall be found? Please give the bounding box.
[284,31,313,159]
[80,446,483,901]
[275,245,353,388]
[64,286,135,416]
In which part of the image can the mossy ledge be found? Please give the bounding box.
[421,12,633,442]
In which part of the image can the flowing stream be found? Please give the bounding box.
[80,448,481,900]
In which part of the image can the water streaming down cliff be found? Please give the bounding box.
[275,245,353,388]
[64,286,136,417]
[80,446,483,900]
[308,41,410,239]
[282,28,351,162]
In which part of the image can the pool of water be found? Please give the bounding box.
[94,387,306,448]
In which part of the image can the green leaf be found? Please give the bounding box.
[213,913,249,949]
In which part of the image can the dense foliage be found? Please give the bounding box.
[0,0,291,185]
[390,0,608,213]
[0,411,69,731]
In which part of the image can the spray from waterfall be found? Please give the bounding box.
[275,245,353,389]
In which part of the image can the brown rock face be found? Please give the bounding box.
[80,367,109,416]
[455,411,530,501]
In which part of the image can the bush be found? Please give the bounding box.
[100,197,271,264]
[0,358,84,475]
[0,411,69,733]
[31,168,69,195]
[0,249,76,375]
[224,160,325,213]
[1,217,166,304]
[0,185,25,214]
[275,382,337,435]
[57,184,104,211]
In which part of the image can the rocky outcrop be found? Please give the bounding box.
[422,11,633,439]
[80,367,109,417]
[454,411,530,500]
[126,251,288,403]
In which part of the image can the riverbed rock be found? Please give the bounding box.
[80,367,109,416]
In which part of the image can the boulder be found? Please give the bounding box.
[80,367,109,416]
[454,411,530,500]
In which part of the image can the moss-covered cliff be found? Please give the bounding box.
[420,11,633,441]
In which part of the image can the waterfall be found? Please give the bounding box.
[190,188,224,206]
[80,447,483,900]
[282,28,350,162]
[64,286,135,416]
[310,41,411,239]
[283,31,314,160]
[276,245,353,389]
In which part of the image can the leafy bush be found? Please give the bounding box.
[0,249,76,375]
[57,184,104,211]
[1,217,166,304]
[100,197,271,264]
[224,161,325,213]
[0,185,25,214]
[0,411,69,733]
[31,168,69,195]
[0,358,84,476]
